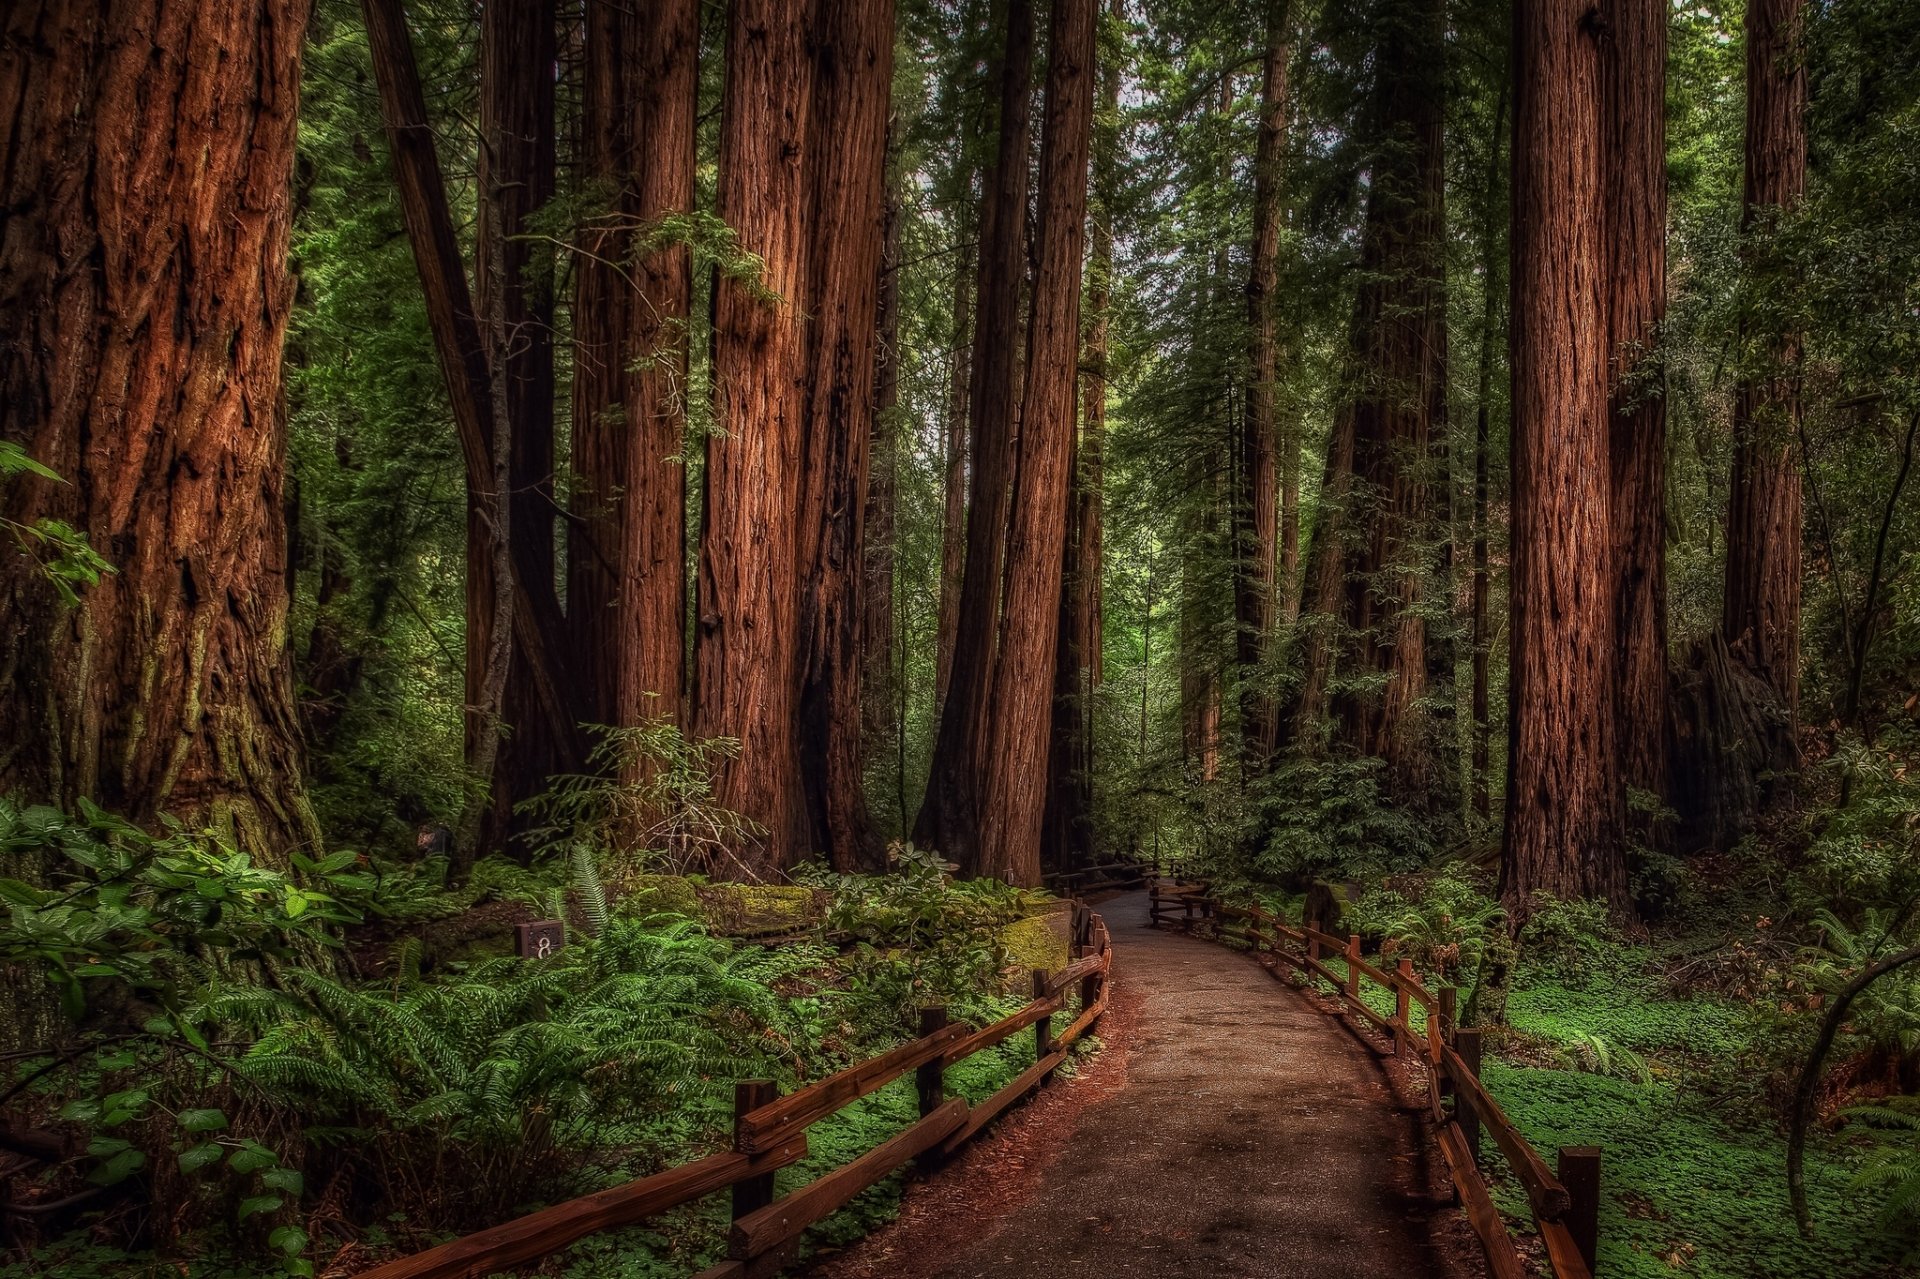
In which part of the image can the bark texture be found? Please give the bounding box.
[1236,0,1292,772]
[1501,0,1628,915]
[796,0,893,872]
[977,0,1095,885]
[571,0,695,736]
[935,240,975,710]
[915,0,1034,866]
[476,0,560,844]
[699,0,817,869]
[1285,0,1448,807]
[0,0,317,856]
[1603,0,1671,829]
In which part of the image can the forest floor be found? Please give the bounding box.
[805,891,1478,1279]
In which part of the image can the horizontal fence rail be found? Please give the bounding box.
[1148,879,1600,1279]
[357,906,1115,1279]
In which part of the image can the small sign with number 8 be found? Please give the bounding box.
[515,920,565,959]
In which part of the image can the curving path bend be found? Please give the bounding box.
[816,889,1463,1279]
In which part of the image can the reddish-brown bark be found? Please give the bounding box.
[698,0,817,871]
[0,0,317,856]
[1285,0,1447,806]
[977,0,1096,886]
[1501,0,1628,916]
[570,0,695,736]
[1722,0,1806,760]
[359,0,580,802]
[1603,0,1671,826]
[796,0,894,872]
[935,241,975,711]
[476,0,560,845]
[864,159,903,748]
[916,0,1034,866]
[1043,0,1118,874]
[1236,0,1291,772]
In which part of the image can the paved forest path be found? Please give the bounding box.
[819,890,1460,1279]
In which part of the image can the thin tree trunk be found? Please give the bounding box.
[935,238,975,710]
[796,0,894,873]
[571,0,695,737]
[0,0,318,857]
[698,0,816,872]
[1237,0,1292,772]
[475,0,558,850]
[360,0,581,797]
[864,144,903,748]
[1501,0,1627,918]
[977,0,1096,885]
[1721,0,1806,768]
[916,0,1035,866]
[1604,0,1670,835]
[1469,79,1508,822]
[1285,0,1447,808]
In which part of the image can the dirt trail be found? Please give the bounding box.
[808,890,1465,1279]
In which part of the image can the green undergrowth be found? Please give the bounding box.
[1481,1063,1899,1278]
[545,1024,1095,1279]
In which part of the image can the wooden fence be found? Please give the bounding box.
[1150,879,1600,1279]
[355,908,1113,1279]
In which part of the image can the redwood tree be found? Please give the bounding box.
[916,0,1035,866]
[571,0,696,736]
[1236,0,1292,771]
[476,0,560,841]
[1604,0,1671,828]
[978,0,1096,885]
[698,0,817,870]
[1723,0,1807,770]
[1285,0,1448,805]
[796,0,894,872]
[1501,0,1628,915]
[0,0,317,855]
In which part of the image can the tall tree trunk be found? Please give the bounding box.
[1501,0,1627,917]
[1722,0,1806,769]
[476,0,559,847]
[1470,78,1509,822]
[796,0,894,873]
[1285,0,1447,808]
[977,0,1096,885]
[0,0,317,857]
[864,149,903,749]
[571,0,695,738]
[935,239,975,710]
[698,0,816,872]
[360,0,581,812]
[915,0,1035,866]
[1604,0,1670,838]
[1237,0,1292,772]
[1675,0,1808,850]
[1043,0,1117,873]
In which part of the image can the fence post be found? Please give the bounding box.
[1455,1028,1482,1165]
[1559,1145,1601,1275]
[1344,934,1361,1001]
[732,1080,778,1221]
[1033,969,1055,1084]
[1393,958,1414,1056]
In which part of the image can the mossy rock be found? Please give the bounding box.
[621,873,705,919]
[998,902,1071,974]
[697,882,826,937]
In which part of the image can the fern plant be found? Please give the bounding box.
[1846,1095,1920,1238]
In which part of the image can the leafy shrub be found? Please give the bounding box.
[519,723,765,880]
[1519,893,1621,980]
[1246,754,1434,883]
[1348,866,1505,984]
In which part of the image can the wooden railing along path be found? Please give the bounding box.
[1150,879,1601,1279]
[356,905,1113,1279]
